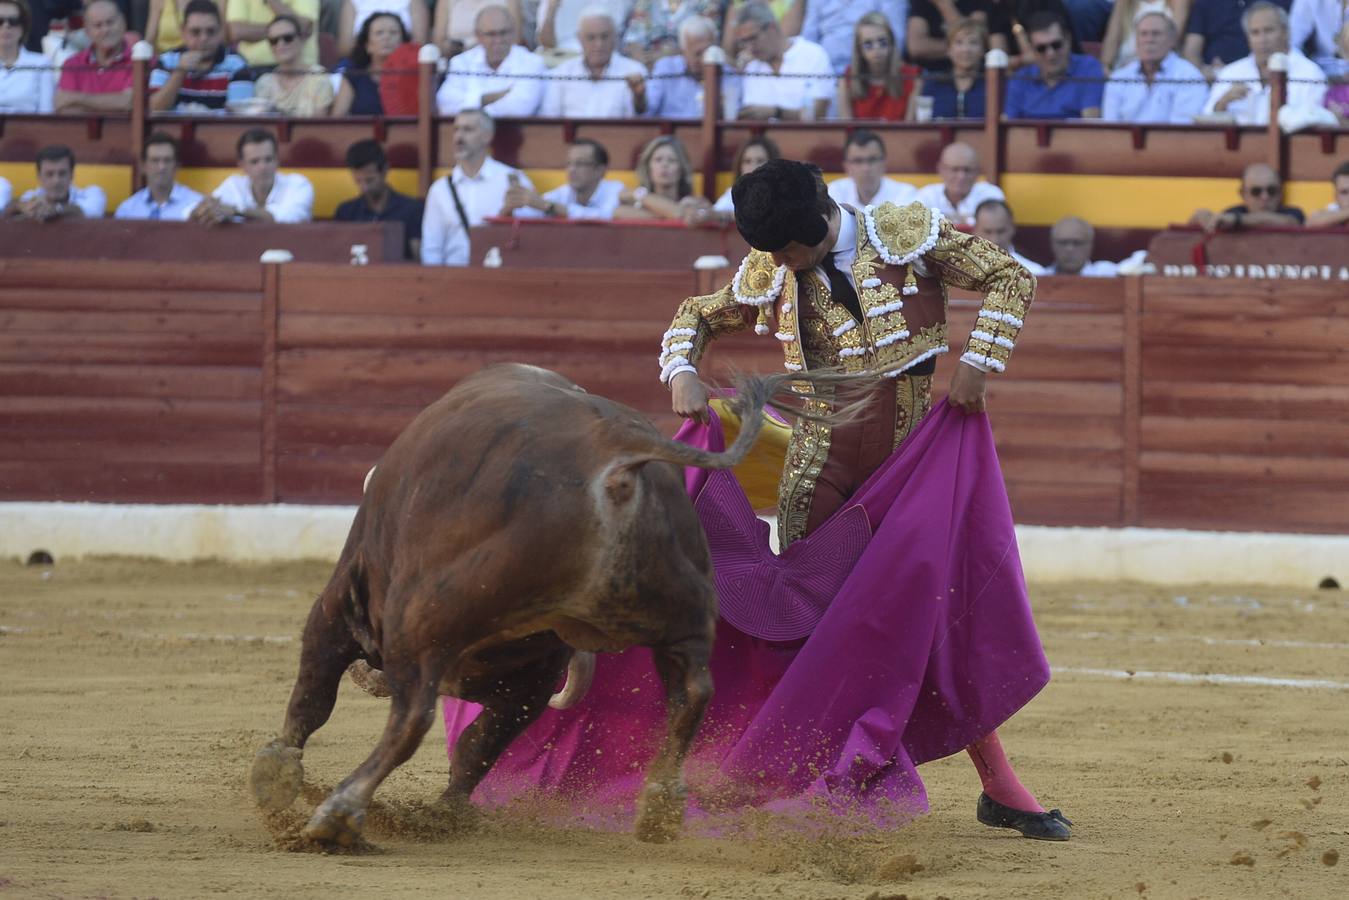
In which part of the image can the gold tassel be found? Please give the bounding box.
[755,307,770,335]
[903,268,918,296]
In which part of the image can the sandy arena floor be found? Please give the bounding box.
[1,558,1346,900]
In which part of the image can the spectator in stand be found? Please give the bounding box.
[909,16,987,118]
[1102,8,1208,123]
[54,0,135,114]
[1306,160,1349,226]
[541,7,648,117]
[1190,161,1305,230]
[332,12,410,115]
[1046,215,1118,275]
[422,109,533,265]
[1004,11,1104,118]
[645,15,719,118]
[337,0,427,58]
[147,0,190,54]
[437,5,546,116]
[335,140,423,259]
[1099,0,1190,72]
[915,142,1004,224]
[114,132,203,221]
[1288,0,1348,77]
[539,0,631,56]
[253,15,333,115]
[802,0,908,75]
[734,0,833,120]
[191,128,314,224]
[907,0,996,73]
[1201,2,1326,124]
[613,134,695,219]
[989,0,1083,69]
[3,144,106,221]
[973,198,1046,274]
[0,0,52,113]
[1184,0,1293,82]
[227,0,318,67]
[1059,0,1111,43]
[621,0,720,68]
[682,134,779,225]
[434,0,524,58]
[838,10,922,120]
[827,129,918,206]
[150,0,253,112]
[506,137,625,218]
[1325,21,1349,122]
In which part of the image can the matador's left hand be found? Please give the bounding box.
[947,362,987,414]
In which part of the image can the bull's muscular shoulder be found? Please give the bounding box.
[863,201,943,265]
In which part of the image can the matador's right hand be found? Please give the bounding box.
[670,371,711,425]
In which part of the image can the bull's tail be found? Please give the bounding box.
[547,651,597,710]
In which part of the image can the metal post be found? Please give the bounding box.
[983,48,1008,187]
[699,45,725,203]
[417,43,442,198]
[130,40,154,194]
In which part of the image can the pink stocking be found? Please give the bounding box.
[966,730,1043,813]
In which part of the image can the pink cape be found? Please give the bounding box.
[441,402,1050,825]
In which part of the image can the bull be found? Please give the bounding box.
[249,363,801,848]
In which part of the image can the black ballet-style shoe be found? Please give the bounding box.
[977,792,1073,841]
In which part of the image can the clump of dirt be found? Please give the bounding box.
[111,818,156,833]
[362,796,482,841]
[1221,752,1234,764]
[874,854,925,880]
[1323,850,1339,867]
[1306,775,1322,791]
[1272,831,1307,859]
[1251,819,1272,831]
[1230,851,1255,867]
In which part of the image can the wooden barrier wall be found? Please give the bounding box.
[1,260,1345,536]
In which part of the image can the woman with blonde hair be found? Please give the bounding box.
[909,17,989,120]
[838,11,921,120]
[254,15,333,115]
[615,135,696,221]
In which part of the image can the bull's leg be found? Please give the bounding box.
[441,652,564,806]
[635,635,713,844]
[251,593,364,812]
[302,658,442,847]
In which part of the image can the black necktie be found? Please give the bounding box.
[819,252,862,322]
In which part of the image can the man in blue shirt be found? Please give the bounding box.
[115,133,204,221]
[1005,11,1104,120]
[646,15,717,118]
[1102,9,1208,124]
[334,140,423,261]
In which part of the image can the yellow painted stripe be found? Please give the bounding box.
[4,162,1334,230]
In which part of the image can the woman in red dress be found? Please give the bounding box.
[837,11,921,120]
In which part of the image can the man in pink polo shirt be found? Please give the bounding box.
[54,0,138,113]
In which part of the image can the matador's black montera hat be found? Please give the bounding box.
[733,158,831,253]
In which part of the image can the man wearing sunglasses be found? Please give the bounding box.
[1195,162,1305,232]
[150,0,253,112]
[1004,10,1104,119]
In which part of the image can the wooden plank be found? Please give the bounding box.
[1140,381,1349,420]
[1141,416,1349,458]
[1006,482,1124,527]
[984,380,1122,415]
[1139,478,1349,534]
[0,332,263,367]
[1139,451,1349,482]
[275,404,421,446]
[0,461,263,503]
[0,364,262,401]
[0,308,262,335]
[1143,280,1349,316]
[1002,312,1124,350]
[0,433,260,464]
[278,313,675,350]
[1141,311,1349,351]
[989,414,1124,451]
[0,396,259,430]
[0,288,264,314]
[0,260,262,292]
[997,449,1123,485]
[1121,275,1141,526]
[1142,346,1349,386]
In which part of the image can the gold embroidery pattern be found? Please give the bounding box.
[659,285,751,382]
[869,202,937,262]
[776,396,832,549]
[892,373,933,449]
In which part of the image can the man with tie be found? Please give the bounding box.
[115,133,204,222]
[657,159,1071,841]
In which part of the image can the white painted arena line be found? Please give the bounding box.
[1062,631,1349,652]
[1053,666,1349,691]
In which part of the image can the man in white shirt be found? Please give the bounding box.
[1201,2,1328,126]
[4,145,106,221]
[734,0,834,121]
[505,138,623,220]
[422,109,534,266]
[1046,215,1118,276]
[192,128,314,224]
[1103,9,1209,124]
[914,142,1004,226]
[437,5,546,117]
[826,130,917,208]
[540,7,648,118]
[973,199,1046,276]
[115,133,204,222]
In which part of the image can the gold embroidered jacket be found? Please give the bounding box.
[658,202,1035,384]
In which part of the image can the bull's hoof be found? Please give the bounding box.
[250,739,305,812]
[634,779,687,844]
[302,796,367,848]
[347,660,391,698]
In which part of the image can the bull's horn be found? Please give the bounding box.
[548,651,596,710]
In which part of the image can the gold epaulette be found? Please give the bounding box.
[861,201,944,267]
